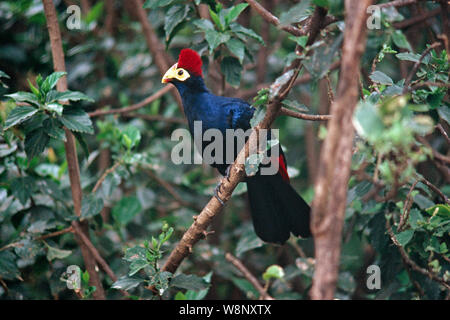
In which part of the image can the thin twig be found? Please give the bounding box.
[89,86,172,117]
[386,218,450,290]
[280,107,332,121]
[92,161,121,194]
[225,253,274,300]
[398,180,419,232]
[436,123,450,145]
[420,177,450,204]
[403,42,442,93]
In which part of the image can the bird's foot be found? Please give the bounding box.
[224,164,232,183]
[214,182,225,206]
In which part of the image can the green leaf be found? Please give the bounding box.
[5,92,40,106]
[184,272,213,300]
[129,259,149,276]
[43,103,63,116]
[370,71,393,85]
[204,29,230,53]
[245,153,264,176]
[280,0,311,26]
[229,22,264,44]
[395,229,414,246]
[164,5,190,41]
[313,0,329,8]
[112,276,144,291]
[41,72,67,94]
[85,1,104,24]
[236,225,264,257]
[0,251,20,280]
[10,176,34,205]
[44,118,66,141]
[47,90,94,103]
[225,3,248,25]
[170,273,209,291]
[59,107,94,134]
[121,125,141,149]
[46,244,72,261]
[143,0,174,9]
[391,30,412,51]
[262,265,285,281]
[226,38,245,63]
[437,106,450,125]
[193,19,214,31]
[396,52,422,63]
[288,35,309,48]
[24,127,50,160]
[112,196,142,225]
[4,106,39,130]
[209,7,223,31]
[220,56,242,87]
[81,194,104,219]
[353,101,385,141]
[425,204,450,218]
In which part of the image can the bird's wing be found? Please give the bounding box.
[220,98,255,131]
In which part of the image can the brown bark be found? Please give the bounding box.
[42,0,105,299]
[309,0,372,300]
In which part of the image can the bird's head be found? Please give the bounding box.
[161,48,203,84]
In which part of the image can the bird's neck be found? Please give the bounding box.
[172,75,209,102]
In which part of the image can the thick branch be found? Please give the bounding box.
[310,0,372,300]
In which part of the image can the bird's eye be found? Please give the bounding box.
[178,70,184,76]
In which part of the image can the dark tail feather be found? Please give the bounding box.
[246,173,311,244]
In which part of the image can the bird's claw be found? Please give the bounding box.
[214,183,225,206]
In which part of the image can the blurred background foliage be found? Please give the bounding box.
[0,0,449,300]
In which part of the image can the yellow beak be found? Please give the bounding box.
[161,63,190,83]
[162,63,178,83]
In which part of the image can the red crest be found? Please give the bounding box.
[177,49,203,77]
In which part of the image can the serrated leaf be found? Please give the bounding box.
[81,194,104,219]
[44,118,66,141]
[41,72,67,94]
[59,107,94,134]
[121,125,141,149]
[370,71,393,85]
[24,127,50,160]
[4,92,40,106]
[4,106,39,130]
[164,5,190,41]
[170,273,209,291]
[47,90,94,103]
[43,103,63,116]
[220,56,242,87]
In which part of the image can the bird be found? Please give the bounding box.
[161,48,311,244]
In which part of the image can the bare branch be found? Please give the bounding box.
[225,253,274,300]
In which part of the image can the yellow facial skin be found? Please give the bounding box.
[161,63,190,83]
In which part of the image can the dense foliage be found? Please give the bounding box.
[0,0,448,300]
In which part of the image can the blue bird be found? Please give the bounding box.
[162,49,311,244]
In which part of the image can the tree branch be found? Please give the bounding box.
[310,0,372,300]
[225,253,274,300]
[42,0,106,300]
